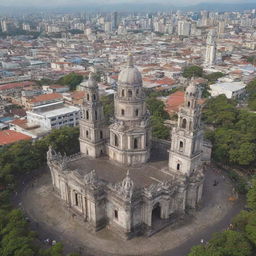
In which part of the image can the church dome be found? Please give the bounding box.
[86,72,97,88]
[118,55,142,86]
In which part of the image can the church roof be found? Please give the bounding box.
[118,55,142,86]
[67,155,177,189]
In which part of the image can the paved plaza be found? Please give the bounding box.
[20,164,244,256]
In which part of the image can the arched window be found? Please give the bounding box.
[135,109,139,116]
[189,121,192,130]
[87,94,90,101]
[75,193,79,206]
[93,94,96,101]
[188,101,191,107]
[86,130,89,138]
[121,109,125,116]
[136,89,139,95]
[95,110,98,120]
[114,134,119,147]
[134,138,138,149]
[182,118,187,129]
[177,163,180,171]
[179,141,183,151]
[128,90,132,97]
[86,110,89,120]
[121,89,125,97]
[100,130,103,139]
[114,210,118,219]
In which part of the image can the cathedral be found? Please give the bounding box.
[47,55,208,239]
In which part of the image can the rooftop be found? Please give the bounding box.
[28,105,80,118]
[29,93,63,104]
[68,155,174,188]
[210,81,246,92]
[0,81,34,91]
[0,130,32,146]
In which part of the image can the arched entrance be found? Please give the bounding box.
[151,203,161,227]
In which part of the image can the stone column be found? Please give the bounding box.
[141,135,145,149]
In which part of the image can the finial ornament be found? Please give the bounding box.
[89,72,94,80]
[127,53,134,67]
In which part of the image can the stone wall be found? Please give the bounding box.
[151,138,171,160]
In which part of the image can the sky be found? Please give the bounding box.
[0,0,253,7]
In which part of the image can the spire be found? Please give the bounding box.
[89,72,94,80]
[86,72,97,88]
[127,53,134,67]
[121,169,134,193]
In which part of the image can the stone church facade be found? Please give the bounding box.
[47,56,208,239]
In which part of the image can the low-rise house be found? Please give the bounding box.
[25,93,63,110]
[42,84,70,94]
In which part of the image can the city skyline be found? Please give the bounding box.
[0,0,254,7]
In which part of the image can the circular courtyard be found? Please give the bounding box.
[20,166,244,256]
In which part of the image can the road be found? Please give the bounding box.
[17,165,245,256]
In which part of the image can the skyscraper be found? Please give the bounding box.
[205,29,217,66]
[177,21,191,36]
[111,11,118,30]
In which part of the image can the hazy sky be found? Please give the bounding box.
[0,0,253,7]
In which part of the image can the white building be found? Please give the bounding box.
[104,22,112,33]
[205,30,217,67]
[177,21,191,36]
[209,81,246,99]
[27,101,80,130]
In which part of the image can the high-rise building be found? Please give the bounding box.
[104,22,112,33]
[177,20,191,36]
[111,11,118,30]
[1,20,8,32]
[218,21,225,35]
[205,29,217,66]
[201,10,209,26]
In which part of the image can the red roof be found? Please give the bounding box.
[0,81,34,91]
[166,91,185,113]
[49,84,68,89]
[0,130,32,146]
[70,91,85,100]
[165,91,206,114]
[30,93,62,104]
[10,119,27,127]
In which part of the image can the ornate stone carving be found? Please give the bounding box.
[111,170,134,200]
[47,145,56,162]
[46,146,69,171]
[143,181,176,198]
[84,170,99,187]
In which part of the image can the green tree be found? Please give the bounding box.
[247,179,256,211]
[188,245,222,256]
[150,116,169,139]
[203,72,225,84]
[145,96,170,140]
[203,95,238,127]
[58,72,83,91]
[101,94,114,123]
[209,230,252,256]
[182,65,203,78]
[246,79,256,111]
[45,126,80,155]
